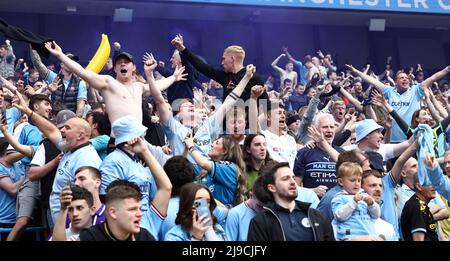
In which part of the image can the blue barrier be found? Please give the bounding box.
[0,227,46,241]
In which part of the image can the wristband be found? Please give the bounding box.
[229,91,239,100]
[188,146,197,153]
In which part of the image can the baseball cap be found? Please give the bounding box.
[365,151,385,173]
[65,53,79,62]
[113,52,134,66]
[56,109,76,128]
[355,119,384,143]
[286,114,300,126]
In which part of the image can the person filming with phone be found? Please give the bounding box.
[165,183,226,241]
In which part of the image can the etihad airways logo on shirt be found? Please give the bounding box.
[390,101,411,107]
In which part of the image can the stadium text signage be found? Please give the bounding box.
[176,0,450,15]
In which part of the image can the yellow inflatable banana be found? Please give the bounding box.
[85,34,111,73]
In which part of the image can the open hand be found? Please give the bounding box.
[308,126,325,144]
[44,41,63,57]
[12,90,32,115]
[173,66,187,81]
[48,77,62,93]
[143,52,157,73]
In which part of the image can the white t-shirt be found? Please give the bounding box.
[375,218,398,241]
[342,144,395,161]
[260,129,297,168]
[30,143,46,166]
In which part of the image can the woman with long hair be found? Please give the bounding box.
[165,183,225,241]
[242,134,271,192]
[184,134,246,207]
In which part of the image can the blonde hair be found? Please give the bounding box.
[224,45,245,62]
[337,162,363,179]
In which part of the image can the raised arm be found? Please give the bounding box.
[184,133,212,172]
[339,85,363,112]
[423,85,444,122]
[171,34,224,82]
[424,154,450,201]
[143,64,187,96]
[29,46,50,79]
[52,185,71,241]
[13,91,62,148]
[130,137,172,216]
[271,54,286,74]
[371,89,410,136]
[390,139,418,184]
[143,52,172,125]
[249,85,265,134]
[213,64,254,123]
[0,117,33,158]
[428,85,448,118]
[308,126,339,162]
[297,84,325,144]
[0,75,17,92]
[346,64,385,92]
[44,41,110,91]
[421,65,450,89]
[284,49,300,64]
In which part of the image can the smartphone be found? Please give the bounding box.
[193,198,213,226]
[0,107,6,121]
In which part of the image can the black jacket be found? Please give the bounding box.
[181,48,269,103]
[247,200,335,241]
[0,18,52,58]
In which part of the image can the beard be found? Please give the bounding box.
[58,138,73,151]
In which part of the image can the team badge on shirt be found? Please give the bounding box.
[301,217,311,228]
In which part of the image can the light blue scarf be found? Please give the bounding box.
[414,124,433,186]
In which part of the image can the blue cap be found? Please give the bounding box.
[355,119,383,143]
[112,116,147,145]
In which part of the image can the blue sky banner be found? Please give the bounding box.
[174,0,450,15]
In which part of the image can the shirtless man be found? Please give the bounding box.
[43,41,187,124]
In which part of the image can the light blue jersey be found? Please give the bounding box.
[50,143,101,223]
[0,163,21,223]
[332,190,378,240]
[47,70,87,100]
[0,107,21,138]
[165,224,226,241]
[158,197,228,241]
[163,114,220,163]
[296,186,320,208]
[316,184,343,222]
[100,148,157,210]
[225,201,256,241]
[426,164,450,202]
[158,197,180,241]
[90,134,110,160]
[293,61,309,86]
[384,84,424,142]
[195,161,238,206]
[17,123,41,167]
[141,205,165,239]
[380,172,400,239]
